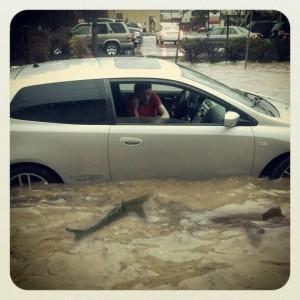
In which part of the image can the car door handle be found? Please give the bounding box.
[120,137,143,146]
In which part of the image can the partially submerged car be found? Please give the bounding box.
[70,21,134,55]
[10,57,289,187]
[271,22,290,39]
[183,26,259,45]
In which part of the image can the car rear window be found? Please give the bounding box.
[96,24,108,34]
[210,28,225,35]
[109,23,126,33]
[11,80,109,125]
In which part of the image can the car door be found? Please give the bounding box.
[108,22,128,44]
[96,23,109,47]
[71,24,92,46]
[107,79,255,181]
[207,27,225,44]
[10,79,112,184]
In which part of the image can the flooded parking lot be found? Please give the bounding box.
[11,177,289,290]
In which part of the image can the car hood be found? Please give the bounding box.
[239,90,290,122]
[255,93,290,122]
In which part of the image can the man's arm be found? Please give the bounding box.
[158,103,170,119]
[152,92,170,119]
[128,97,140,118]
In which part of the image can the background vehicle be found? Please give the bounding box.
[247,20,277,38]
[71,22,134,55]
[126,23,143,47]
[183,26,259,45]
[271,22,290,39]
[156,23,183,45]
[10,57,289,187]
[126,22,143,31]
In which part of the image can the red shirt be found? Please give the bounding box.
[128,92,162,117]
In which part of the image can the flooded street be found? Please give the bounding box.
[11,177,289,290]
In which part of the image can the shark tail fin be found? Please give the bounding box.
[65,227,87,241]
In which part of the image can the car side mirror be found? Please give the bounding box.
[224,111,240,128]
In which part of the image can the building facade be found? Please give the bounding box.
[107,10,160,32]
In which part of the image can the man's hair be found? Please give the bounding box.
[134,82,152,94]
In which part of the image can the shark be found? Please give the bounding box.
[66,194,151,240]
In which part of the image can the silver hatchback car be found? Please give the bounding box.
[10,57,290,187]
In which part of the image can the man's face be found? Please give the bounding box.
[137,88,151,104]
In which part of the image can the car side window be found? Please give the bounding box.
[109,23,126,33]
[11,80,109,125]
[109,81,231,126]
[73,25,90,35]
[96,24,108,34]
[228,28,238,34]
[209,28,224,35]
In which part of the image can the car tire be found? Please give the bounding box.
[11,165,60,187]
[104,42,119,56]
[269,157,290,179]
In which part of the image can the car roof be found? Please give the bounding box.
[10,57,183,94]
[212,26,243,29]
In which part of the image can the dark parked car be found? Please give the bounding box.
[271,22,290,39]
[247,20,277,38]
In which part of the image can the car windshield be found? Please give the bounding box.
[179,65,279,117]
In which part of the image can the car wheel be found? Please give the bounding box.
[104,42,119,56]
[269,157,290,179]
[10,165,60,188]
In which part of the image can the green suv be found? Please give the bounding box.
[71,22,134,55]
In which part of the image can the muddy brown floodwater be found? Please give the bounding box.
[10,177,289,290]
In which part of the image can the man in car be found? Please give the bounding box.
[128,82,170,119]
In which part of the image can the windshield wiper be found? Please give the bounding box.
[235,89,263,107]
[249,95,263,107]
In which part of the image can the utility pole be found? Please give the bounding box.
[225,12,229,63]
[244,10,253,70]
[175,11,184,63]
[207,10,210,30]
[91,12,98,57]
